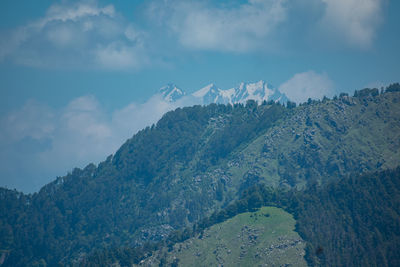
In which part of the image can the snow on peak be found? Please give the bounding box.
[158,80,289,105]
[235,80,273,103]
[191,80,288,105]
[159,83,186,102]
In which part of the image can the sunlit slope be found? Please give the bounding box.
[140,207,307,267]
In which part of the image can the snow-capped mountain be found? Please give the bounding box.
[159,83,185,102]
[158,80,288,105]
[193,80,288,105]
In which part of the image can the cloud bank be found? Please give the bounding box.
[0,1,148,69]
[148,0,386,52]
[319,0,385,48]
[148,0,288,52]
[0,0,388,70]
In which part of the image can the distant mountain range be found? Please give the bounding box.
[159,80,289,105]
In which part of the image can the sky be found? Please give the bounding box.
[0,0,399,193]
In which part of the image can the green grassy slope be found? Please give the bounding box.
[140,207,307,267]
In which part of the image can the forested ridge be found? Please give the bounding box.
[1,84,400,266]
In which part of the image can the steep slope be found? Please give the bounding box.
[1,86,400,266]
[139,207,306,267]
[209,90,400,193]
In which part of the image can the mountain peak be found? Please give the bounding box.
[159,83,186,102]
[159,80,288,105]
[191,80,288,105]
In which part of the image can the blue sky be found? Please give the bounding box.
[0,0,399,192]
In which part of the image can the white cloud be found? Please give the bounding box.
[61,96,112,141]
[149,0,287,52]
[95,41,148,70]
[319,0,384,48]
[43,1,115,23]
[279,71,335,103]
[0,1,148,69]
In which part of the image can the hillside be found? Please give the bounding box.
[214,166,400,267]
[1,85,400,266]
[82,167,400,267]
[139,207,307,267]
[211,89,400,192]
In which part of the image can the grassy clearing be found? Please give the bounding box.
[141,207,307,267]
